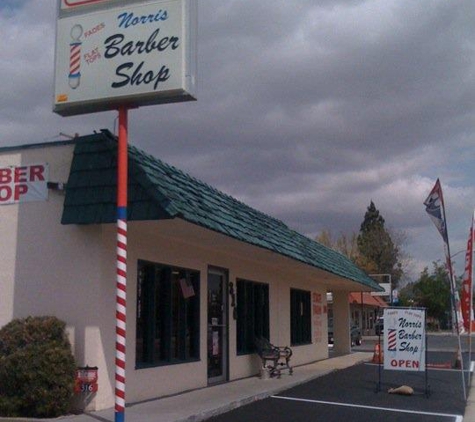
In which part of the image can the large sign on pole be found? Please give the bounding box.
[383,307,426,372]
[54,0,197,116]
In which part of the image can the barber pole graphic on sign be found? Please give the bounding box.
[69,25,83,89]
[387,329,397,352]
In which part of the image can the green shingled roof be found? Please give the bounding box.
[61,130,382,291]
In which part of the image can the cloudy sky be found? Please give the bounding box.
[2,0,475,282]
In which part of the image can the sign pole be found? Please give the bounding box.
[425,308,430,397]
[378,333,382,392]
[469,210,474,388]
[115,106,128,422]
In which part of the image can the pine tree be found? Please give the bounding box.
[357,201,401,286]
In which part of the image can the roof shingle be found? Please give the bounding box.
[61,130,382,291]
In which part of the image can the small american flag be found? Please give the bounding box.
[180,278,195,299]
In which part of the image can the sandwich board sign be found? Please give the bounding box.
[383,307,426,372]
[53,0,197,116]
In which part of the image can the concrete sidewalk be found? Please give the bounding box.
[1,353,370,422]
[3,352,474,422]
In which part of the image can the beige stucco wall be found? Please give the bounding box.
[0,144,112,410]
[0,142,351,411]
[332,291,351,354]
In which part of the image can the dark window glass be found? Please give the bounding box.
[236,279,269,354]
[136,261,200,367]
[290,288,311,345]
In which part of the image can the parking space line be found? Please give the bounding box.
[271,395,463,422]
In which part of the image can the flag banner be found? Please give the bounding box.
[424,179,465,334]
[461,213,474,331]
[452,289,465,334]
[423,179,448,242]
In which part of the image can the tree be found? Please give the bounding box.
[398,281,415,307]
[316,202,410,285]
[407,262,451,329]
[316,230,360,263]
[357,201,402,287]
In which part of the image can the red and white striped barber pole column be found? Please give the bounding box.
[115,106,128,422]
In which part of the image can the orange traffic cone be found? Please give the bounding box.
[372,343,384,364]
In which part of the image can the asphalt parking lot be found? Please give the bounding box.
[206,352,470,422]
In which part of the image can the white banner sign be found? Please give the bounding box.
[54,0,196,116]
[383,308,426,372]
[0,164,49,205]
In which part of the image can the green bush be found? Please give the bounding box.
[0,316,76,418]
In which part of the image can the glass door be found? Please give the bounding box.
[207,268,228,384]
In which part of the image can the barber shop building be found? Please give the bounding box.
[0,131,381,411]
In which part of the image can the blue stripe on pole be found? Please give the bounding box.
[117,207,127,220]
[115,411,125,422]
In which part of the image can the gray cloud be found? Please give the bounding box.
[1,0,475,279]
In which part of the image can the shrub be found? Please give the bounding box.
[0,316,76,418]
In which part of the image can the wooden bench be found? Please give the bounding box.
[254,336,293,378]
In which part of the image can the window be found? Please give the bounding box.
[236,279,269,354]
[290,288,311,345]
[136,261,200,367]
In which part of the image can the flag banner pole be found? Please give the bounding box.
[470,210,474,387]
[461,210,474,388]
[115,106,128,422]
[425,308,430,398]
[424,179,466,400]
[461,213,473,332]
[439,202,467,401]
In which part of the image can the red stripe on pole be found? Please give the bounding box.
[118,108,128,208]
